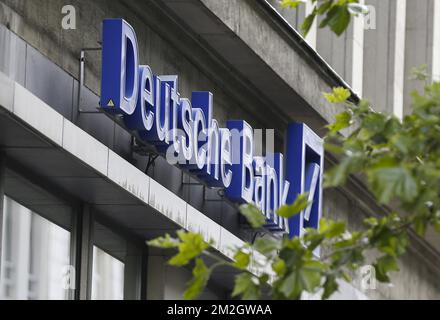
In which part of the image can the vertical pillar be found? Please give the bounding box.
[363,0,406,119]
[432,0,440,82]
[347,0,365,97]
[123,243,147,300]
[317,1,365,96]
[0,153,5,278]
[296,1,317,49]
[146,254,166,300]
[391,0,407,119]
[404,0,439,115]
[140,247,149,300]
[74,204,94,300]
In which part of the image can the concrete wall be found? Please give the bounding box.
[0,0,439,299]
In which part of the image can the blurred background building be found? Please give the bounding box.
[269,0,440,118]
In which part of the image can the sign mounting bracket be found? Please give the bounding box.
[77,47,102,115]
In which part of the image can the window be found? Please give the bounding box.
[91,220,127,300]
[1,169,143,300]
[91,246,124,300]
[0,196,71,300]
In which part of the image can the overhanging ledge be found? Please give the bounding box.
[0,71,249,277]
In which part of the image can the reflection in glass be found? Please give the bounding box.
[0,196,71,300]
[91,246,124,300]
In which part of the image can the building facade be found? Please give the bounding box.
[0,0,439,300]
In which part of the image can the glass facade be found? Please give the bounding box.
[0,163,137,300]
[0,196,71,300]
[91,246,124,300]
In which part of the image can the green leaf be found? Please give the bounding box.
[323,87,351,104]
[341,271,352,282]
[259,273,270,285]
[279,238,304,268]
[254,238,281,255]
[374,255,399,283]
[303,228,325,251]
[240,204,266,229]
[324,142,344,154]
[324,155,364,187]
[363,217,378,227]
[277,193,310,218]
[327,222,346,238]
[147,233,179,249]
[279,270,302,299]
[368,167,418,204]
[391,134,414,154]
[327,6,351,36]
[233,250,251,270]
[232,273,260,300]
[300,260,325,291]
[434,220,440,234]
[377,232,408,257]
[327,111,352,133]
[319,4,352,36]
[168,231,209,266]
[410,64,428,81]
[322,276,338,300]
[356,99,371,114]
[272,258,287,276]
[279,260,324,298]
[280,0,304,9]
[320,218,346,238]
[301,11,317,36]
[317,1,332,15]
[360,112,387,139]
[183,258,211,300]
[414,216,428,237]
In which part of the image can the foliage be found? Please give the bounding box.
[147,1,440,300]
[148,80,440,300]
[280,0,369,36]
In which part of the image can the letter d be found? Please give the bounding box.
[101,19,139,115]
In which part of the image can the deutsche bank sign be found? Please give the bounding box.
[100,19,324,238]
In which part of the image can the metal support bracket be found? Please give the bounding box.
[145,154,159,175]
[77,47,102,114]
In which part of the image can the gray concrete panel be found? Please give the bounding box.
[25,45,74,119]
[0,24,25,85]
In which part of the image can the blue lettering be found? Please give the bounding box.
[100,18,324,237]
